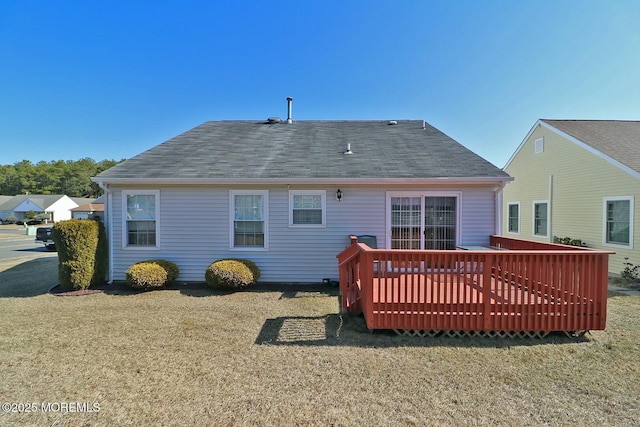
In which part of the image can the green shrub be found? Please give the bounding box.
[53,219,108,290]
[621,257,640,283]
[133,259,180,284]
[5,215,18,223]
[205,259,257,290]
[553,236,587,247]
[34,213,50,221]
[126,262,169,290]
[219,258,261,282]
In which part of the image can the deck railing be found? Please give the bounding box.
[336,235,613,333]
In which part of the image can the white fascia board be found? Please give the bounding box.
[92,176,513,187]
[503,119,544,170]
[538,121,640,180]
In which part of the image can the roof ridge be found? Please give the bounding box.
[542,118,640,123]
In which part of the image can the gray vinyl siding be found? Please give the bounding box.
[107,185,499,283]
[459,189,497,245]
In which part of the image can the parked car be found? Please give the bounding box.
[35,226,56,251]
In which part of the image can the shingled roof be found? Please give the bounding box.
[0,194,69,211]
[95,120,510,183]
[541,120,640,174]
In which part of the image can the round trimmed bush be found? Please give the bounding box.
[134,259,180,284]
[219,258,261,283]
[205,259,256,290]
[126,262,168,290]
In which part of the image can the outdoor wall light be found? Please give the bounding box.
[336,189,343,201]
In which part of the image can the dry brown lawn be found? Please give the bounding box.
[0,257,639,426]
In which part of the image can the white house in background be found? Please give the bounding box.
[93,103,512,284]
[71,195,105,220]
[0,194,82,222]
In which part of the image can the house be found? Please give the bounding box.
[502,119,640,275]
[93,110,511,284]
[0,194,83,222]
[71,195,105,220]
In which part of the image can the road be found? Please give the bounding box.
[0,233,58,297]
[0,226,57,264]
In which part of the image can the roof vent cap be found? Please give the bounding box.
[267,117,281,124]
[388,120,398,125]
[344,143,354,155]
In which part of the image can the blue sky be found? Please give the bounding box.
[1,1,639,168]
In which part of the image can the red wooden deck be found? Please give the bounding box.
[337,236,613,334]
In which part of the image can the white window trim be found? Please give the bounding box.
[229,190,269,251]
[532,200,549,238]
[507,202,520,234]
[288,190,326,228]
[534,137,544,154]
[603,196,634,249]
[385,191,462,249]
[122,189,160,250]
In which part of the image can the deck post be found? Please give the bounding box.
[597,253,608,330]
[360,248,374,330]
[483,253,494,331]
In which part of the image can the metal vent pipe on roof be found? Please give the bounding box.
[286,97,293,124]
[344,143,354,155]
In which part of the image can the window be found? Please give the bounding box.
[231,191,268,249]
[289,191,326,227]
[604,196,634,248]
[123,190,159,248]
[534,137,544,154]
[508,202,520,233]
[533,201,548,237]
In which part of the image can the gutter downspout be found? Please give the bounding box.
[97,181,114,284]
[548,174,553,243]
[494,180,508,236]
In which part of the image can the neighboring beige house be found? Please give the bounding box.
[502,119,640,275]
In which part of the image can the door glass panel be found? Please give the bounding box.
[424,197,456,250]
[390,197,421,249]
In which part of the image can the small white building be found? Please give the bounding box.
[0,194,81,222]
[71,195,105,220]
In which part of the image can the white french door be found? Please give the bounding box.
[388,193,460,250]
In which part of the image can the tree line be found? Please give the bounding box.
[0,158,124,199]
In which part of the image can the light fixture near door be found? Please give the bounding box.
[336,189,343,201]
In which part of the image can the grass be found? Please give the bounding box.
[0,259,639,426]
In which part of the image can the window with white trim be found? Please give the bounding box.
[533,201,548,237]
[123,190,159,247]
[289,190,326,227]
[230,190,268,249]
[508,202,520,233]
[604,196,633,248]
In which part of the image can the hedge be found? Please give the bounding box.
[53,219,108,291]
